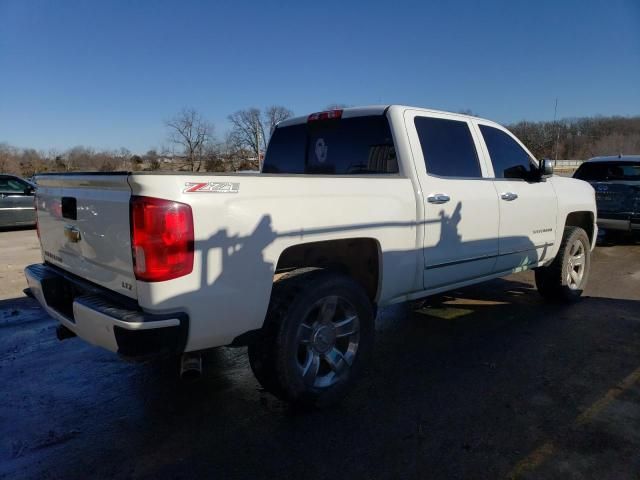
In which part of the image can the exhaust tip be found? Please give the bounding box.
[56,324,77,341]
[180,353,202,381]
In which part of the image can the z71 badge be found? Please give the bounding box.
[183,182,240,193]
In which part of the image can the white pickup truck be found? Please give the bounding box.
[26,106,597,407]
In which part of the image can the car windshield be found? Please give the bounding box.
[574,161,640,181]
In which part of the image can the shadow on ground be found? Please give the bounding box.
[2,268,640,480]
[596,230,640,247]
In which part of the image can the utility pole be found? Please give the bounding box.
[553,98,560,161]
[256,117,261,171]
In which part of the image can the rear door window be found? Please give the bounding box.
[414,116,482,178]
[262,115,398,174]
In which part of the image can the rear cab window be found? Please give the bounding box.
[262,115,398,175]
[574,162,640,181]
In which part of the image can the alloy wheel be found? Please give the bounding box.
[296,295,360,389]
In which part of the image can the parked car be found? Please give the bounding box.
[573,155,640,235]
[0,174,36,228]
[25,106,597,408]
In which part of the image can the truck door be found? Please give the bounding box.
[404,111,500,290]
[474,122,557,272]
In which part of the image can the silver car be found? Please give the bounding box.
[0,174,36,228]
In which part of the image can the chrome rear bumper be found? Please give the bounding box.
[24,263,188,359]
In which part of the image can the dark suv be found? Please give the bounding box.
[573,155,640,235]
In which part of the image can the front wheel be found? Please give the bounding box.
[535,226,591,302]
[248,268,374,408]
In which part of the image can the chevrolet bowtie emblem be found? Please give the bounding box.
[64,224,81,243]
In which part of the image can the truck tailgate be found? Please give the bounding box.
[35,174,137,299]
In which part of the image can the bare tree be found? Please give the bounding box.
[19,149,45,177]
[166,108,214,172]
[228,108,265,161]
[66,146,95,171]
[264,105,294,136]
[228,105,293,169]
[97,153,117,172]
[130,155,143,171]
[0,143,18,174]
[54,155,69,172]
[115,147,131,170]
[143,149,161,171]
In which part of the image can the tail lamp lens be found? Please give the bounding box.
[130,196,194,282]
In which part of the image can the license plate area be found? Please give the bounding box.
[41,276,76,322]
[597,193,615,202]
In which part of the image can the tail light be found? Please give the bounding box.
[307,109,343,122]
[130,196,194,282]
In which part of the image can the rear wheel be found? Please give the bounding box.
[248,268,374,408]
[535,226,591,301]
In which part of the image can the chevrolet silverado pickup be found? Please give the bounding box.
[25,105,597,407]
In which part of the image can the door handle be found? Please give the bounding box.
[500,192,518,201]
[427,193,451,204]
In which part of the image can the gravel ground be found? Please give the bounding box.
[1,228,639,479]
[0,227,40,300]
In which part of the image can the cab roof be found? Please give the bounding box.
[277,105,489,128]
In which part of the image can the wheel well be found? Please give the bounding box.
[565,211,595,244]
[275,238,380,303]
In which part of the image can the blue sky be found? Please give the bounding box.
[1,0,639,153]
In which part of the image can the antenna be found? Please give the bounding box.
[553,98,560,161]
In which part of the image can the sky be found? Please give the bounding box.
[1,0,639,153]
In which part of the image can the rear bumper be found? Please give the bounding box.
[24,263,188,359]
[597,212,640,231]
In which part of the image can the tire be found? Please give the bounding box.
[248,268,374,408]
[535,226,591,302]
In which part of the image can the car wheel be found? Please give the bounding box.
[535,226,591,302]
[248,268,374,408]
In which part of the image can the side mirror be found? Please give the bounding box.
[539,159,554,178]
[24,185,35,195]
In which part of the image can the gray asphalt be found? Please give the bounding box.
[1,229,639,479]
